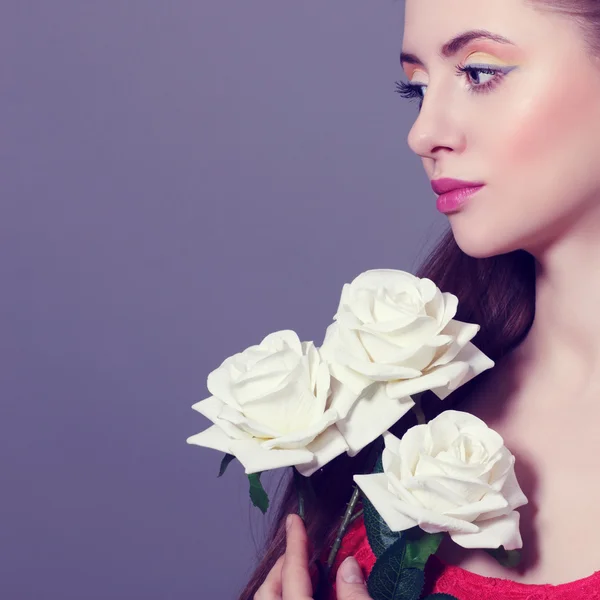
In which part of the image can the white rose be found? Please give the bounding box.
[320,269,494,401]
[186,330,351,476]
[354,410,528,550]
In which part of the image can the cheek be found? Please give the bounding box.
[488,72,600,235]
[500,93,579,169]
[495,70,600,176]
[461,76,600,255]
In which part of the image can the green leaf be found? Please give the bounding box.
[485,546,522,568]
[217,453,235,477]
[372,450,384,474]
[362,448,402,558]
[366,537,425,600]
[248,472,270,514]
[404,531,444,570]
[362,490,402,558]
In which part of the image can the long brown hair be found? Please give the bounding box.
[238,2,600,597]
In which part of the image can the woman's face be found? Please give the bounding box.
[402,0,600,258]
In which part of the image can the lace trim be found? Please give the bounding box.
[322,513,600,600]
[428,555,600,599]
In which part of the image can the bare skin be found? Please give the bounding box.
[438,343,600,584]
[401,0,600,585]
[435,343,600,584]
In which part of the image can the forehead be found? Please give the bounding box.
[402,0,563,56]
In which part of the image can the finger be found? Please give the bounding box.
[335,556,372,600]
[255,554,285,600]
[281,514,313,599]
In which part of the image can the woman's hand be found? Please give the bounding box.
[254,513,373,600]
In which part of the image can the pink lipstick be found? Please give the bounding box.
[431,178,485,214]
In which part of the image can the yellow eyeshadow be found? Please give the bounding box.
[465,52,511,66]
[405,51,518,82]
[408,68,426,82]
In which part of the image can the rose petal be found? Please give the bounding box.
[419,278,442,305]
[443,490,509,521]
[393,499,480,535]
[186,424,232,454]
[326,361,372,397]
[336,383,414,456]
[503,467,529,510]
[192,397,252,440]
[403,473,472,514]
[349,269,421,294]
[336,322,373,362]
[353,473,418,532]
[191,395,222,420]
[355,329,423,364]
[355,473,479,535]
[242,381,322,432]
[346,287,375,325]
[260,407,339,450]
[218,404,282,438]
[386,471,428,508]
[368,308,423,331]
[325,376,359,418]
[434,293,459,336]
[296,425,350,476]
[343,356,423,382]
[386,362,469,399]
[228,438,314,474]
[314,352,331,409]
[360,331,441,372]
[431,342,495,400]
[429,320,479,369]
[481,468,528,519]
[450,511,523,550]
[383,427,425,480]
[261,329,304,355]
[206,367,243,410]
[438,410,493,431]
[372,315,440,348]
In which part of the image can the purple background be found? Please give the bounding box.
[2,1,446,598]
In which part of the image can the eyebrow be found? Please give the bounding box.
[400,29,516,67]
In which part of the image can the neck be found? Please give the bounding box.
[518,214,600,392]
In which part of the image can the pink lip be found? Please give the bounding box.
[431,178,485,214]
[431,178,485,195]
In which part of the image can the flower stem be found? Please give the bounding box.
[348,508,364,527]
[292,467,306,521]
[325,485,361,572]
[412,392,427,425]
[322,436,384,580]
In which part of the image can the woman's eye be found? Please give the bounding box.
[462,67,496,86]
[394,80,425,101]
[394,64,507,108]
[456,65,504,92]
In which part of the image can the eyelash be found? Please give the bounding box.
[394,63,507,107]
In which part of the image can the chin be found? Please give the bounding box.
[449,217,521,259]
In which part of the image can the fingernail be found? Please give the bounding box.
[286,514,293,532]
[340,556,364,584]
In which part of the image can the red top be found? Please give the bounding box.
[322,513,600,599]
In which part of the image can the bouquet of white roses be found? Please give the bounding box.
[186,269,528,600]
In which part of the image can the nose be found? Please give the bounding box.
[406,90,466,160]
